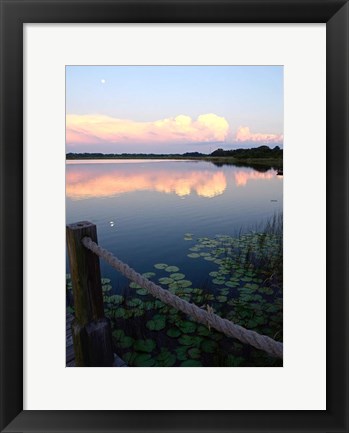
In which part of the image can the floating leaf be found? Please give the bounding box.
[119,336,134,349]
[114,308,126,318]
[170,273,185,281]
[101,278,111,284]
[136,288,148,295]
[167,328,181,338]
[187,253,200,258]
[165,266,179,273]
[126,298,143,308]
[225,281,239,288]
[179,335,202,347]
[130,282,142,289]
[108,294,124,304]
[188,347,201,359]
[134,339,156,353]
[197,326,211,337]
[133,353,155,367]
[175,346,189,361]
[212,278,225,285]
[176,280,192,289]
[156,349,176,367]
[216,295,227,303]
[146,315,166,331]
[154,263,168,270]
[158,277,174,285]
[142,272,156,279]
[178,320,196,333]
[102,284,112,293]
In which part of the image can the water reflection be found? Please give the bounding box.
[234,170,275,187]
[66,163,227,199]
[66,160,279,200]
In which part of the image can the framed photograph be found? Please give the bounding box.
[0,0,348,432]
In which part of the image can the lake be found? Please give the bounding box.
[66,159,283,366]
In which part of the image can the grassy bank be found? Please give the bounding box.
[66,154,283,169]
[201,156,283,169]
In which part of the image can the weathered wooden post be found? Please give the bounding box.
[66,221,114,366]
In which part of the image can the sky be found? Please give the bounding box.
[66,66,283,154]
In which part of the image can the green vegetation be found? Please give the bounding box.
[66,214,283,367]
[66,146,283,169]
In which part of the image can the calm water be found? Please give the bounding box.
[66,159,282,291]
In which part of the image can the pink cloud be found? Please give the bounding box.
[66,113,229,146]
[235,126,283,144]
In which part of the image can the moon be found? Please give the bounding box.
[101,79,106,84]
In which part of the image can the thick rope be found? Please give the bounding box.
[82,237,283,359]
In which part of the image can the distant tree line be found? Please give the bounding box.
[210,145,282,159]
[66,146,282,160]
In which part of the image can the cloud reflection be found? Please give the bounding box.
[234,170,276,186]
[66,165,227,200]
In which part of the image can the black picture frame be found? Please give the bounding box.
[1,0,348,432]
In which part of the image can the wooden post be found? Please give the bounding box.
[66,221,114,367]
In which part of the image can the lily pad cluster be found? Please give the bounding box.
[66,224,283,367]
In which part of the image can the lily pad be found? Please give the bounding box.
[167,328,181,338]
[170,273,185,281]
[154,263,168,270]
[197,326,211,337]
[188,347,201,359]
[102,284,112,293]
[136,288,148,295]
[158,277,174,285]
[212,278,225,285]
[101,278,111,284]
[142,272,156,279]
[178,320,196,333]
[146,315,166,331]
[176,280,192,289]
[187,253,200,258]
[179,335,202,347]
[165,266,179,273]
[119,336,134,349]
[114,307,127,318]
[109,294,124,304]
[225,281,239,288]
[134,339,156,353]
[156,349,176,367]
[175,346,189,361]
[130,282,142,289]
[133,353,155,367]
[126,298,143,307]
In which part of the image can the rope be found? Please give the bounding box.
[82,237,283,359]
